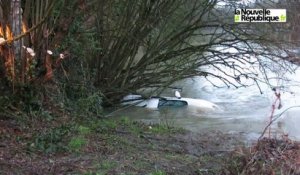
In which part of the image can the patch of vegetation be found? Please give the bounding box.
[0,85,43,115]
[89,118,118,133]
[149,124,185,134]
[84,116,184,136]
[29,124,72,153]
[28,124,91,154]
[5,111,257,175]
[73,92,103,117]
[99,160,118,172]
[77,125,91,135]
[196,154,225,175]
[115,116,184,135]
[222,138,300,174]
[132,160,151,171]
[67,125,91,152]
[68,136,87,152]
[86,160,118,175]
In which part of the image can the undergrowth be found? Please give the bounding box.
[26,116,184,155]
[28,124,73,153]
[223,138,300,175]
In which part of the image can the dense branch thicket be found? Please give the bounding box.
[89,0,298,102]
[0,0,299,108]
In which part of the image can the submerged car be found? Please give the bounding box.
[121,91,219,111]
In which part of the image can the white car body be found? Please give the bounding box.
[121,94,219,111]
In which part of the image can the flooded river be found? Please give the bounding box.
[112,59,300,142]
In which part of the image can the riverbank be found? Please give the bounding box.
[1,114,299,174]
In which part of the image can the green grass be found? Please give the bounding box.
[77,125,91,135]
[99,160,117,170]
[89,118,117,133]
[27,116,184,156]
[29,124,72,153]
[148,124,185,134]
[149,170,167,175]
[68,136,87,152]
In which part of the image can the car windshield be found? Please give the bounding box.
[158,98,188,108]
